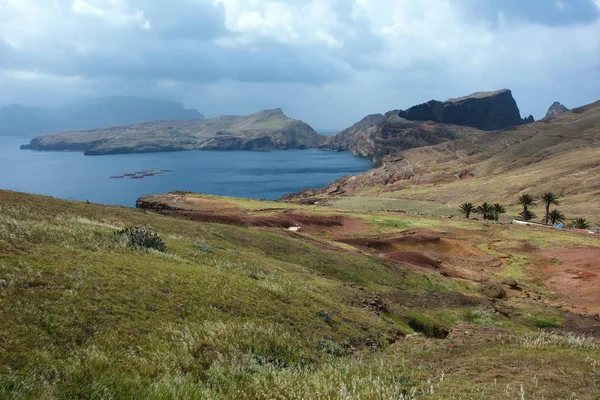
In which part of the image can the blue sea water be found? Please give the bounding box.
[0,136,372,207]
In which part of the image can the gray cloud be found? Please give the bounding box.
[0,0,599,129]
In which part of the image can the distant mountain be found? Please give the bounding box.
[320,89,532,161]
[22,109,325,155]
[0,96,203,137]
[545,102,569,119]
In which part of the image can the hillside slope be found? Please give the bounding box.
[1,190,599,398]
[21,109,325,155]
[0,96,203,137]
[285,101,600,220]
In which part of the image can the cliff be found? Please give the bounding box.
[21,109,325,155]
[319,111,481,161]
[398,89,533,131]
[319,114,383,157]
[321,89,531,161]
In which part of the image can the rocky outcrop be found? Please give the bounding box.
[545,102,569,119]
[21,109,325,155]
[319,111,481,161]
[398,89,533,131]
[321,89,531,161]
[319,114,384,157]
[369,112,480,160]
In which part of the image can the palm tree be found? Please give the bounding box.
[519,209,537,221]
[548,210,566,225]
[518,194,536,221]
[573,218,590,229]
[541,192,560,224]
[459,202,475,219]
[476,203,494,221]
[492,203,506,221]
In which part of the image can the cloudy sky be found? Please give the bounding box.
[1,0,599,130]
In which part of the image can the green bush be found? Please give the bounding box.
[116,226,167,252]
[318,339,347,357]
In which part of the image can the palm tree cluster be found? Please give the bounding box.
[459,192,594,229]
[517,192,591,228]
[459,202,506,221]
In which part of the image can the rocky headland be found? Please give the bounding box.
[21,109,325,155]
[319,89,532,161]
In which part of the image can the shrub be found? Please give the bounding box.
[318,339,347,357]
[316,309,332,324]
[573,218,590,229]
[116,226,167,252]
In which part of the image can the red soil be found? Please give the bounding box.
[384,251,441,269]
[539,247,600,315]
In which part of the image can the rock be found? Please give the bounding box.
[398,89,532,131]
[545,102,569,119]
[480,285,507,300]
[363,294,388,313]
[501,278,519,289]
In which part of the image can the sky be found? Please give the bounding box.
[1,0,599,130]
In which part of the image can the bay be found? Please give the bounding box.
[0,136,372,207]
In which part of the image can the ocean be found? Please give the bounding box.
[0,136,372,207]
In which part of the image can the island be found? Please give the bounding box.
[21,109,325,155]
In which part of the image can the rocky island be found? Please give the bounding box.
[21,109,325,155]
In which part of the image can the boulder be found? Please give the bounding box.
[501,278,520,289]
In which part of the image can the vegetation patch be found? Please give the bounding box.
[116,226,167,252]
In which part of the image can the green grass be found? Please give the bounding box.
[0,190,598,399]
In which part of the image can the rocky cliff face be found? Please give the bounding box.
[22,109,325,155]
[398,89,533,131]
[321,89,532,161]
[545,102,569,119]
[319,114,383,157]
[319,111,480,161]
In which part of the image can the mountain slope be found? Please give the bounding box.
[319,114,383,157]
[0,96,203,137]
[22,109,325,155]
[284,101,600,219]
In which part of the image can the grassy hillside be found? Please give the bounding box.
[2,190,599,398]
